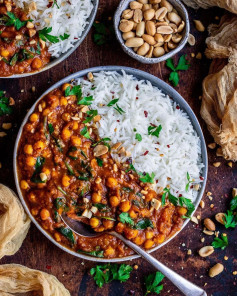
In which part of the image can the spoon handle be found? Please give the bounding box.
[112,232,207,296]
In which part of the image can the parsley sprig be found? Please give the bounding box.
[145,272,164,295]
[90,264,133,288]
[5,12,31,30]
[39,27,70,44]
[166,54,190,87]
[0,91,13,117]
[148,125,162,138]
[212,234,228,250]
[138,172,155,183]
[223,194,237,229]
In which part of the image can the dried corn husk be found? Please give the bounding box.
[0,264,70,295]
[181,0,237,14]
[200,15,237,161]
[0,184,30,259]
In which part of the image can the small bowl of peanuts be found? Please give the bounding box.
[114,0,190,64]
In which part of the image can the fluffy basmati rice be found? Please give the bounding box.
[15,0,93,57]
[78,71,204,202]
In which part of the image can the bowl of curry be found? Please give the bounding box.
[14,66,208,262]
[0,0,99,78]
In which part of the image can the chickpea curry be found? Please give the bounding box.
[17,81,191,259]
[0,0,50,76]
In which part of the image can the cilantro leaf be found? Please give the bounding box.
[138,172,155,183]
[83,110,98,123]
[161,187,178,206]
[6,12,30,30]
[135,218,154,230]
[65,85,82,97]
[93,22,114,45]
[90,264,133,288]
[176,54,190,71]
[0,92,13,116]
[78,247,104,258]
[80,126,90,139]
[96,157,103,167]
[125,163,136,173]
[77,96,93,106]
[48,123,54,134]
[169,71,179,87]
[135,133,142,142]
[230,195,237,211]
[107,98,119,106]
[38,27,59,43]
[145,272,164,296]
[119,212,134,226]
[185,172,191,192]
[56,227,75,245]
[179,196,195,217]
[224,210,237,229]
[114,103,125,114]
[52,0,60,9]
[148,125,162,138]
[59,33,70,40]
[166,55,190,87]
[212,234,228,250]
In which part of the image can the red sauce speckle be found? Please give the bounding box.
[143,151,149,156]
[144,111,148,117]
[136,85,139,90]
[176,106,180,109]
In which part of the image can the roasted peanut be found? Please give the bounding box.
[142,34,156,45]
[146,20,156,35]
[137,42,150,56]
[209,263,224,277]
[125,37,144,47]
[153,46,165,57]
[122,31,136,40]
[204,218,216,231]
[136,21,145,36]
[119,20,134,32]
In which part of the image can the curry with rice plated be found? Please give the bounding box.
[17,80,194,259]
[0,0,50,76]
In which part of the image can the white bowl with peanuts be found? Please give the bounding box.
[114,0,190,64]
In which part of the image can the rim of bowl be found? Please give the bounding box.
[13,65,208,262]
[1,0,99,79]
[113,0,190,64]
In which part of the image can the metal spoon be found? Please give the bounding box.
[61,213,207,296]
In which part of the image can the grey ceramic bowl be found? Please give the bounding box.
[2,0,99,79]
[14,66,207,262]
[114,0,190,64]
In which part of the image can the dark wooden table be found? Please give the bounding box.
[0,2,236,295]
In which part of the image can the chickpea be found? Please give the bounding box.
[26,156,36,167]
[92,192,102,203]
[94,225,105,232]
[20,180,29,190]
[24,144,33,155]
[154,234,165,244]
[144,239,154,249]
[42,167,50,176]
[129,209,137,219]
[42,108,50,116]
[60,97,68,106]
[62,83,71,92]
[178,207,188,216]
[29,113,39,122]
[61,128,71,141]
[31,208,38,216]
[54,232,61,242]
[31,57,42,70]
[145,231,154,239]
[115,222,125,233]
[34,140,45,151]
[103,219,114,229]
[28,192,36,202]
[106,177,118,188]
[62,175,70,187]
[47,95,59,108]
[72,121,79,130]
[90,217,100,228]
[120,200,131,212]
[124,228,138,239]
[40,208,50,220]
[0,49,10,57]
[62,113,71,122]
[71,136,81,146]
[41,101,46,109]
[104,246,115,257]
[109,195,120,207]
[133,235,145,246]
[145,190,157,202]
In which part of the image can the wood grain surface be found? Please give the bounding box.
[0,1,236,295]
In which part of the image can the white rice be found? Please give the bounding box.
[15,0,94,57]
[78,71,204,202]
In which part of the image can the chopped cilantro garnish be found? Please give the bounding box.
[78,248,104,258]
[224,210,237,229]
[83,109,98,123]
[5,12,31,30]
[135,133,142,142]
[138,172,155,183]
[144,272,164,295]
[77,95,93,105]
[107,98,125,114]
[30,156,45,183]
[148,125,162,138]
[80,126,90,139]
[38,27,59,43]
[65,85,82,97]
[56,227,75,245]
[96,157,103,167]
[212,234,228,250]
[135,218,154,230]
[119,212,134,226]
[0,91,13,117]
